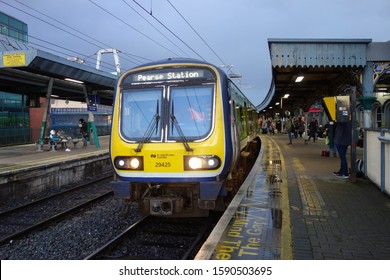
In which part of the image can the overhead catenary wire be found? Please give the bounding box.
[13,0,146,67]
[27,35,116,72]
[1,0,102,50]
[12,0,148,66]
[165,0,226,66]
[121,52,153,64]
[1,0,232,74]
[0,1,124,70]
[13,0,108,50]
[132,0,206,61]
[121,0,190,57]
[0,0,149,70]
[88,0,181,58]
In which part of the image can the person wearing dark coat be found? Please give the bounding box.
[333,121,351,178]
[308,117,318,142]
[79,118,88,147]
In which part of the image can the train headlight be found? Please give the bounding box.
[114,156,144,170]
[184,155,221,170]
[130,158,140,169]
[188,157,202,169]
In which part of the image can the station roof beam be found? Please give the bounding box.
[258,38,372,116]
[0,37,117,106]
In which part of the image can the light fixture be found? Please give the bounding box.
[283,94,290,98]
[295,75,304,83]
[64,78,84,84]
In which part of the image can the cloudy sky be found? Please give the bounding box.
[1,0,389,105]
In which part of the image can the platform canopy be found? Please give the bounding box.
[257,38,373,116]
[0,35,117,106]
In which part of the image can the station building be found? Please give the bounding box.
[0,11,30,145]
[0,11,114,146]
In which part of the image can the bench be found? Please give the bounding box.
[53,139,68,151]
[36,135,80,151]
[67,136,81,149]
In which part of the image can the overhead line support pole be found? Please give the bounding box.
[38,78,54,147]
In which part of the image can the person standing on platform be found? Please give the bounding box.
[286,116,293,145]
[298,117,305,138]
[308,117,318,142]
[79,118,88,148]
[333,121,351,179]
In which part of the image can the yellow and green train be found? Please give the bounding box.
[110,58,260,217]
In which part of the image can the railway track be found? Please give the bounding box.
[0,174,114,245]
[86,213,221,260]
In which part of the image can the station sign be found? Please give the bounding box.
[87,104,97,111]
[123,68,215,84]
[2,53,26,67]
[323,96,350,122]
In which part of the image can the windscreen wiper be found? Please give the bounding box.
[170,101,193,152]
[135,101,160,152]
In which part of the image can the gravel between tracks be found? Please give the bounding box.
[0,197,142,260]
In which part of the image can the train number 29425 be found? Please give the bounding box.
[155,162,171,168]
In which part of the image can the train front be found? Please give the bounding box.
[110,61,232,217]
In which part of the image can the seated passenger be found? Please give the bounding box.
[49,129,60,147]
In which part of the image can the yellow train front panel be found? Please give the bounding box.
[110,61,228,182]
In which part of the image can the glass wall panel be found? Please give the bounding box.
[0,92,30,146]
[0,12,28,43]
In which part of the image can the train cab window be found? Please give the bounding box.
[168,85,213,140]
[120,88,163,141]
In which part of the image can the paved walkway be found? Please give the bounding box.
[0,136,109,174]
[269,133,390,259]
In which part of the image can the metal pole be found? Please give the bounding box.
[38,78,54,147]
[83,86,100,148]
[329,121,335,156]
[350,86,357,183]
[304,112,308,144]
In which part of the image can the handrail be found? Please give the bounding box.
[378,136,390,144]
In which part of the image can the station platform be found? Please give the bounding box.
[196,133,390,260]
[0,135,111,199]
[0,135,110,174]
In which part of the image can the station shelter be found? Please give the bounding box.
[259,38,390,195]
[0,35,116,147]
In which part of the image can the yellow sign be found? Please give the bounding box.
[3,53,26,67]
[323,96,336,121]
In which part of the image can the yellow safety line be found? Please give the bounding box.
[267,135,293,260]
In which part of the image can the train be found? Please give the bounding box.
[110,58,260,217]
